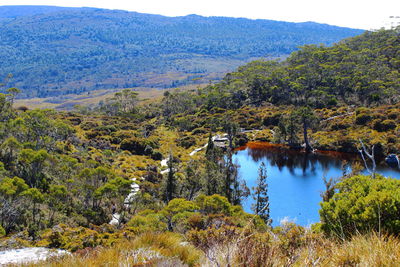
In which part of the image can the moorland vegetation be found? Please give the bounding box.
[0,27,399,266]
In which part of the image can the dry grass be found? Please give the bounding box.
[26,232,201,267]
[11,230,400,267]
[13,83,209,111]
[14,89,118,110]
[323,234,400,267]
[199,229,400,267]
[14,88,163,110]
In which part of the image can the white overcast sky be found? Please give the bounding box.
[0,0,399,30]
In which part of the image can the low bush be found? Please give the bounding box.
[320,174,400,238]
[120,137,159,155]
[373,119,396,132]
[177,136,196,149]
[37,224,120,252]
[0,225,5,237]
[127,212,168,234]
[355,113,372,125]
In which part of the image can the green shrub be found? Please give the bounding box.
[196,194,232,215]
[388,110,400,120]
[37,224,114,252]
[177,136,196,149]
[95,124,117,134]
[235,133,249,147]
[355,113,372,125]
[80,121,99,130]
[127,213,168,233]
[327,97,338,106]
[151,150,163,160]
[320,174,400,238]
[0,225,5,237]
[120,136,158,155]
[373,119,396,132]
[192,128,207,135]
[111,130,138,144]
[355,107,369,115]
[263,114,281,126]
[330,121,350,130]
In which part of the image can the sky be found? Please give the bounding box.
[0,0,399,30]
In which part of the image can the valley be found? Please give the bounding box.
[0,6,399,266]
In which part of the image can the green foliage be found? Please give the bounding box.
[17,149,50,188]
[120,136,158,155]
[0,176,29,233]
[177,135,196,149]
[161,198,200,232]
[355,113,372,125]
[192,28,400,110]
[196,194,232,216]
[95,177,131,199]
[373,119,396,132]
[21,188,44,203]
[164,152,177,203]
[0,224,5,237]
[320,174,400,238]
[0,176,29,196]
[16,110,74,149]
[252,162,271,225]
[163,198,199,216]
[127,212,168,233]
[38,224,119,252]
[100,89,139,116]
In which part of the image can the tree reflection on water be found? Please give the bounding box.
[240,142,356,177]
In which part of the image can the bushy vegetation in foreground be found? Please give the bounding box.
[320,174,400,238]
[18,228,400,266]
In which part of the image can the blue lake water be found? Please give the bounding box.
[233,143,400,227]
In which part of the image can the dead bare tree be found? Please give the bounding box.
[358,139,376,179]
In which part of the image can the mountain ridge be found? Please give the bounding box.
[0,5,364,98]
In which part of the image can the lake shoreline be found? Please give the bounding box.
[233,142,400,226]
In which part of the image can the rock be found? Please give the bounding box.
[0,247,70,265]
[385,154,399,168]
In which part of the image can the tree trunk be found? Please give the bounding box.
[303,119,312,153]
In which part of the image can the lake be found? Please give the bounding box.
[233,142,400,227]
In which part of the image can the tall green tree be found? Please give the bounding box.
[293,107,318,153]
[251,162,271,225]
[0,176,29,233]
[164,152,177,203]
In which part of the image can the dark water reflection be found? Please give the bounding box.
[233,143,400,227]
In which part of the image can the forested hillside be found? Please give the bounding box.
[197,28,400,109]
[153,28,400,154]
[0,6,363,97]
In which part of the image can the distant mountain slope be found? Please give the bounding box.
[0,6,364,97]
[0,5,73,18]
